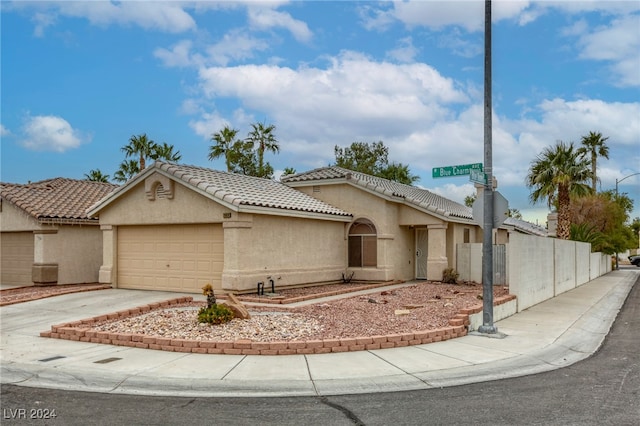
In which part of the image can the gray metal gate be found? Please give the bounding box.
[493,244,506,286]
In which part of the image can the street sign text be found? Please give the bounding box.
[432,163,483,178]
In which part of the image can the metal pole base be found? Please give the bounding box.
[470,329,507,339]
[477,324,499,334]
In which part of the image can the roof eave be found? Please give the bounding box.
[238,205,352,222]
[86,166,163,217]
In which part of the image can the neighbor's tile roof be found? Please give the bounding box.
[1,178,118,224]
[503,217,548,236]
[89,162,352,219]
[282,166,474,221]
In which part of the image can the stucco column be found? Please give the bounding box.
[426,223,448,281]
[221,219,253,291]
[32,229,58,285]
[98,225,116,285]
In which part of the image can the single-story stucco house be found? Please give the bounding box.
[87,162,489,294]
[0,178,118,287]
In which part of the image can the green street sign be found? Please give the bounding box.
[432,163,483,178]
[470,169,488,184]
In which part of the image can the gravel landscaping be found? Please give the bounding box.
[87,282,509,342]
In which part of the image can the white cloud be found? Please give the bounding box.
[575,14,640,87]
[205,30,271,66]
[154,40,202,68]
[386,37,419,63]
[247,6,313,42]
[431,182,476,205]
[0,124,10,137]
[31,11,58,37]
[20,115,85,152]
[195,51,470,165]
[9,1,197,35]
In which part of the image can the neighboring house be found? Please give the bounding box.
[87,162,353,293]
[501,217,548,238]
[0,178,118,287]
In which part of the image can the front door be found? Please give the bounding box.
[415,229,428,279]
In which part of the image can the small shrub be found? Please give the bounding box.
[442,267,459,284]
[197,304,234,325]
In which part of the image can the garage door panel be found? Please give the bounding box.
[117,224,223,293]
[1,232,34,286]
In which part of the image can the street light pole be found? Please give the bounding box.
[478,0,496,334]
[614,172,640,270]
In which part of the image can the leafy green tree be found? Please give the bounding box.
[228,140,260,176]
[577,131,609,192]
[526,141,592,239]
[334,141,419,185]
[282,167,297,176]
[121,134,156,171]
[84,169,110,182]
[246,121,279,178]
[335,141,388,176]
[630,217,640,249]
[568,191,635,253]
[209,126,240,172]
[151,142,182,163]
[113,160,140,183]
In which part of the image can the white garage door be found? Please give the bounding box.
[117,224,223,293]
[1,232,34,287]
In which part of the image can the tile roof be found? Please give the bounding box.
[89,162,352,220]
[1,178,118,224]
[282,166,474,221]
[503,217,548,236]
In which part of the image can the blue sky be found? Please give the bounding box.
[1,1,639,225]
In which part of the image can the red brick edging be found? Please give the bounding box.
[40,294,517,355]
[0,285,113,307]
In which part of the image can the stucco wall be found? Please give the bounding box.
[97,178,232,225]
[0,201,43,231]
[2,201,102,285]
[222,214,348,292]
[50,226,103,284]
[507,233,555,311]
[94,176,352,293]
[295,183,458,282]
[296,184,410,281]
[456,243,483,283]
[576,242,591,285]
[554,239,577,295]
[589,252,611,279]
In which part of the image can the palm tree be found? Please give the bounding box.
[151,142,182,163]
[209,126,240,172]
[121,134,156,171]
[84,169,110,182]
[526,141,592,239]
[113,160,140,183]
[246,121,279,178]
[577,131,609,192]
[282,167,297,176]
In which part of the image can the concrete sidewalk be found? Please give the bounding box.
[1,270,637,397]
